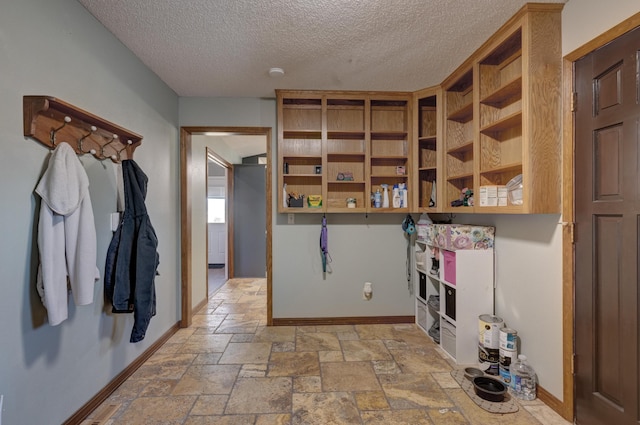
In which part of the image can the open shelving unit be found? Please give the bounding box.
[443,68,475,213]
[277,91,412,213]
[276,4,562,215]
[413,86,442,212]
[415,225,495,365]
[278,97,323,212]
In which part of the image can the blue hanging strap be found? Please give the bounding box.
[320,215,331,273]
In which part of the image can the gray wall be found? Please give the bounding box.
[0,1,179,424]
[233,164,267,277]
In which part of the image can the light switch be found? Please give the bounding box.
[288,214,295,224]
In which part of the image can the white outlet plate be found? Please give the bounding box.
[287,214,295,224]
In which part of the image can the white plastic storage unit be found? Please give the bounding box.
[415,223,495,365]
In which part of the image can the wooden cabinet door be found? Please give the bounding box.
[575,25,640,425]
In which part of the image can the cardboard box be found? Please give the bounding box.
[480,185,507,206]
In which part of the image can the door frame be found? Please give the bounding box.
[206,148,232,286]
[180,126,273,328]
[562,11,640,422]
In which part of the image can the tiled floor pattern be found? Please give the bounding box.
[85,278,572,425]
[208,266,226,296]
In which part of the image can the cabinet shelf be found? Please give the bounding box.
[371,132,407,140]
[370,155,408,160]
[440,313,456,327]
[419,135,437,143]
[283,130,321,139]
[283,154,322,159]
[481,76,522,107]
[327,152,365,158]
[480,162,522,176]
[371,174,408,179]
[446,172,474,181]
[370,207,409,213]
[327,131,365,139]
[327,207,367,213]
[447,103,473,123]
[419,166,436,172]
[446,141,473,155]
[480,111,522,135]
[327,180,366,185]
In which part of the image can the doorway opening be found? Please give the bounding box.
[206,149,230,297]
[180,126,272,328]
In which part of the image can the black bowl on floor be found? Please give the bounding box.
[472,376,507,402]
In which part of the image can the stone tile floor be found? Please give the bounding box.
[85,278,572,425]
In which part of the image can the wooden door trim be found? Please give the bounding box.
[180,126,273,327]
[562,11,640,422]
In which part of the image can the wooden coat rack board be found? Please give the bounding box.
[23,96,143,162]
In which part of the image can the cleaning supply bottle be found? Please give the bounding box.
[399,183,408,208]
[392,184,401,208]
[374,189,381,208]
[283,183,288,208]
[511,354,537,400]
[381,184,389,208]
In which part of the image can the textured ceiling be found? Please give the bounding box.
[78,0,566,98]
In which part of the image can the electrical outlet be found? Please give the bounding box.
[287,214,295,224]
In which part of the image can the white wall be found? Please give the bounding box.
[0,1,179,424]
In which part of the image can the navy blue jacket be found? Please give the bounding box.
[105,160,159,343]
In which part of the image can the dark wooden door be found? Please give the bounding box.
[575,26,640,425]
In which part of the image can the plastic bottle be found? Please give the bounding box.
[374,189,381,208]
[511,354,536,400]
[399,183,408,208]
[283,183,288,208]
[381,184,389,208]
[392,184,401,208]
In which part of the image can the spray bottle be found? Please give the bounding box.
[381,184,389,208]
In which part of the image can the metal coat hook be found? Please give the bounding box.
[50,116,71,146]
[78,125,97,154]
[111,139,133,162]
[101,134,118,157]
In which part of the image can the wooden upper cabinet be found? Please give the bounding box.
[276,90,412,213]
[276,4,562,215]
[444,3,563,214]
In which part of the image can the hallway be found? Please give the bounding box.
[85,278,570,424]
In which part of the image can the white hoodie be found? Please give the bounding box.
[35,143,99,325]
